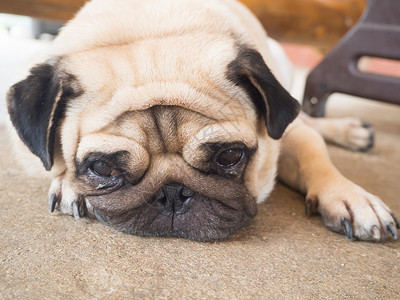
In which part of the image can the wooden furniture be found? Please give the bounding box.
[302,0,400,116]
[243,0,366,52]
[0,0,84,22]
[0,0,366,51]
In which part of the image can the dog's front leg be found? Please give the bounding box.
[278,119,399,241]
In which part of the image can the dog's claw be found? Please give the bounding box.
[361,122,372,129]
[94,209,106,223]
[342,218,353,240]
[387,224,398,239]
[71,197,87,219]
[49,194,58,213]
[391,213,400,229]
[305,196,318,217]
[72,201,80,219]
[305,199,311,217]
[360,122,375,151]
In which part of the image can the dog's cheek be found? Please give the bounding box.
[243,127,281,203]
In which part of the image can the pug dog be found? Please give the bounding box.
[6,0,399,241]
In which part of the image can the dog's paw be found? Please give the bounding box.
[306,178,399,241]
[324,118,375,152]
[304,115,375,152]
[342,119,374,152]
[48,176,87,218]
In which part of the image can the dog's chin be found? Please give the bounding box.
[87,193,257,242]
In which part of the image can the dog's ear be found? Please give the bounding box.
[7,61,81,171]
[227,46,300,139]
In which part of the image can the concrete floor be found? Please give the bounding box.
[1,36,400,299]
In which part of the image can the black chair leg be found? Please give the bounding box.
[302,0,400,117]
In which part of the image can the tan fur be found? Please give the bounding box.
[6,0,398,241]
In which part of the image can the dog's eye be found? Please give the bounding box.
[216,149,243,166]
[91,161,118,177]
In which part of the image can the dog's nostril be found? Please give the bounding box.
[176,197,193,215]
[154,183,194,214]
[181,186,194,198]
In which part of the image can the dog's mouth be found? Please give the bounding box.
[85,183,257,241]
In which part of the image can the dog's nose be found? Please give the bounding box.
[154,183,194,214]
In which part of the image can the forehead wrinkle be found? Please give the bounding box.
[107,106,223,155]
[100,111,149,148]
[149,107,167,153]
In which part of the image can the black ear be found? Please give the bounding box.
[227,46,300,139]
[7,62,81,171]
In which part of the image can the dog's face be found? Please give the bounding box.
[7,12,299,241]
[73,104,259,241]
